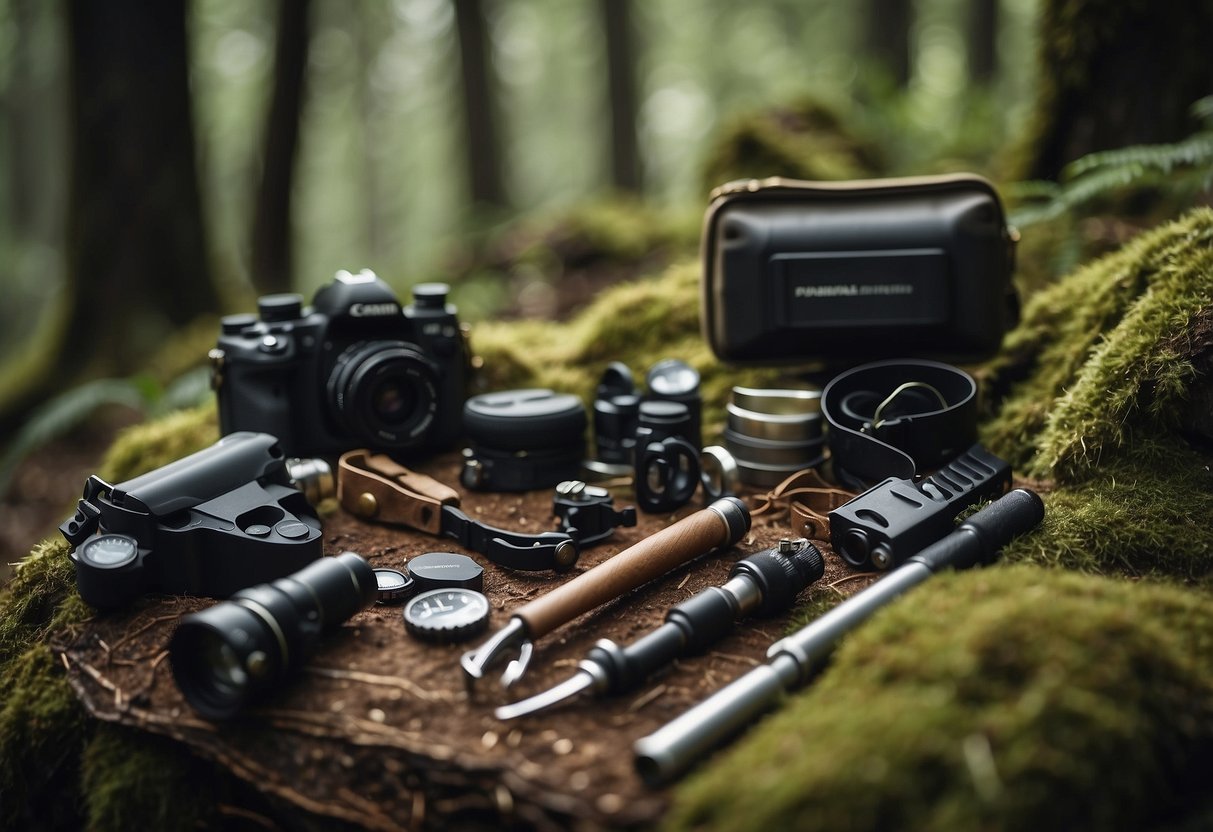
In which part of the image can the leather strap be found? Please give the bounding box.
[337,451,458,533]
[821,360,978,490]
[751,468,855,541]
[337,450,580,572]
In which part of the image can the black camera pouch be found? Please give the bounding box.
[701,174,1019,364]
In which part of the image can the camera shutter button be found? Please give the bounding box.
[258,334,288,354]
[275,521,311,539]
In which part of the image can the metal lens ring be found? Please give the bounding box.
[636,438,700,513]
[727,387,822,443]
[328,340,440,448]
[698,446,740,500]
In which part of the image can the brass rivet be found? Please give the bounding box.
[356,492,378,517]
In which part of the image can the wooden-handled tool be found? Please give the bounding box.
[460,497,751,692]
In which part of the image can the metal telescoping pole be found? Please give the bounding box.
[633,488,1044,786]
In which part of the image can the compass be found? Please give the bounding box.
[402,588,491,643]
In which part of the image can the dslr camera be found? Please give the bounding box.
[212,269,467,457]
[59,432,323,609]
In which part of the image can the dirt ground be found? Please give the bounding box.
[55,451,869,830]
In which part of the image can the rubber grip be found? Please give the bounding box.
[517,500,745,638]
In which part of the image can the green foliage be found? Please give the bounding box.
[445,197,701,321]
[665,565,1213,832]
[0,538,87,668]
[0,645,87,831]
[96,404,219,484]
[1010,97,1213,230]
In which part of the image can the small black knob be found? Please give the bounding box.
[412,283,450,310]
[258,294,303,322]
[221,313,257,335]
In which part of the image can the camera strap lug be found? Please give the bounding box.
[337,450,582,572]
[59,476,111,546]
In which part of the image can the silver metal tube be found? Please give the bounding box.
[634,654,801,787]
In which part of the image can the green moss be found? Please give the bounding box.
[665,565,1213,831]
[472,261,794,434]
[0,645,87,831]
[82,725,215,832]
[98,403,218,483]
[982,208,1213,479]
[1001,443,1213,581]
[0,539,85,667]
[698,98,885,197]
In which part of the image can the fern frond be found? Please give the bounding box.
[0,380,150,497]
[1065,133,1213,178]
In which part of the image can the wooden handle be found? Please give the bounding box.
[517,504,736,638]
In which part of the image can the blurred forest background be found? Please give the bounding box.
[1,0,1211,568]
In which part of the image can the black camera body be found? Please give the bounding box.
[59,432,323,609]
[213,270,466,457]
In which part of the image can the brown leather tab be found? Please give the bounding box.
[336,450,460,534]
[751,468,854,541]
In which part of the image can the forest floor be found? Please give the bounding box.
[0,407,147,586]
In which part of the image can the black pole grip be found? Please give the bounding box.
[911,488,1045,573]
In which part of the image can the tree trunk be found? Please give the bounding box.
[861,0,912,89]
[599,0,641,193]
[1015,0,1213,181]
[5,0,37,242]
[452,0,505,209]
[62,0,218,371]
[251,0,312,296]
[966,0,999,84]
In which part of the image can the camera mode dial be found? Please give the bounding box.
[258,294,304,323]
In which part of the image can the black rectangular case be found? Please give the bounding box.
[700,174,1019,365]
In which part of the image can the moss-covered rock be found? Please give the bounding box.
[981,208,1213,478]
[81,725,215,832]
[664,565,1213,831]
[471,260,795,433]
[698,97,885,197]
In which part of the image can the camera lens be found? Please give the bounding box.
[370,377,418,427]
[169,552,376,719]
[328,341,440,448]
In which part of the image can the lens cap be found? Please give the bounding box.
[407,552,485,593]
[463,389,587,451]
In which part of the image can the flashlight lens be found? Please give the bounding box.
[81,534,138,567]
[200,631,249,694]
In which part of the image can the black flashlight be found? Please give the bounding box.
[169,552,376,719]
